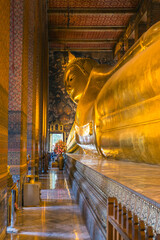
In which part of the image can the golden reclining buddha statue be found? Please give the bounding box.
[64,22,160,164]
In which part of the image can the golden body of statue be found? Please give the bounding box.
[65,22,160,164]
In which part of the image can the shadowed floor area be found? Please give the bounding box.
[5,169,91,240]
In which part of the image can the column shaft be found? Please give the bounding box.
[0,0,10,238]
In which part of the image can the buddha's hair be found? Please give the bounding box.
[65,58,98,78]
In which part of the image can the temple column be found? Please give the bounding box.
[128,39,135,49]
[138,22,147,38]
[147,0,160,28]
[135,24,139,42]
[30,0,48,175]
[124,38,129,53]
[33,0,42,176]
[41,0,49,173]
[0,1,10,238]
[8,0,29,206]
[135,22,147,42]
[27,0,36,165]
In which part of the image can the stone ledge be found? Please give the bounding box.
[66,154,160,237]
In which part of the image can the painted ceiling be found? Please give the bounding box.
[48,0,141,54]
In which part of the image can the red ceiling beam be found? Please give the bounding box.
[48,26,126,31]
[48,39,117,43]
[48,8,136,15]
[48,46,113,52]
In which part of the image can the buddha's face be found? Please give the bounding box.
[65,66,88,104]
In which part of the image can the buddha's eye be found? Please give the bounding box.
[70,78,73,82]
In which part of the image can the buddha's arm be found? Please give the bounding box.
[75,65,113,126]
[67,123,79,153]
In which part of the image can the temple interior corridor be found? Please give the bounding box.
[5,169,90,240]
[1,0,160,239]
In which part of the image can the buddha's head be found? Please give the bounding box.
[64,58,97,104]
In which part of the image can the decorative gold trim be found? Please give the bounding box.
[0,172,7,180]
[0,227,6,240]
[9,163,27,168]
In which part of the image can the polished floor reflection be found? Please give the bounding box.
[5,169,91,240]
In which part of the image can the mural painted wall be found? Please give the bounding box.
[49,51,76,140]
[49,50,115,141]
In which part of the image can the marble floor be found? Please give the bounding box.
[5,169,91,240]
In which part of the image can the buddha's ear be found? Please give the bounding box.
[68,52,75,63]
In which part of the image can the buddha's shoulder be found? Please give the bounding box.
[91,64,113,74]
